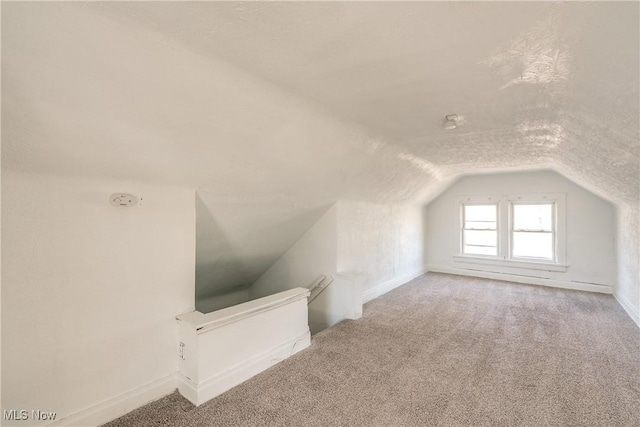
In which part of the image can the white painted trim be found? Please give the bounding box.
[335,272,365,320]
[614,291,640,328]
[48,374,177,426]
[177,331,311,406]
[362,267,428,304]
[454,193,567,265]
[453,255,568,272]
[427,265,612,294]
[175,374,199,406]
[177,287,310,333]
[45,291,313,426]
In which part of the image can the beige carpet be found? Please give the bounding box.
[104,273,640,426]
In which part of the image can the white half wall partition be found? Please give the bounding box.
[176,288,311,406]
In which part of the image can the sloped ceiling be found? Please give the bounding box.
[3,2,638,296]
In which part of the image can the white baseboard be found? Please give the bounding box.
[363,267,428,304]
[49,374,177,426]
[52,331,312,426]
[427,265,613,294]
[175,374,198,406]
[177,331,311,406]
[614,291,640,328]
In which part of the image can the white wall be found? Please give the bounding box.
[615,202,640,325]
[425,170,616,289]
[5,3,448,309]
[249,200,425,331]
[1,171,195,426]
[336,200,426,294]
[249,205,337,300]
[249,200,427,299]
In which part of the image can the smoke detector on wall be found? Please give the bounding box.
[443,114,459,130]
[109,193,139,207]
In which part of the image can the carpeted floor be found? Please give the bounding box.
[104,273,640,426]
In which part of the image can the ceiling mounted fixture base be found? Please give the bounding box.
[443,114,459,130]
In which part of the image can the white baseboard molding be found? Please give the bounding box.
[614,291,640,328]
[363,267,428,304]
[427,265,613,294]
[49,374,177,426]
[177,331,311,406]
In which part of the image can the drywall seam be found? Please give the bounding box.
[48,375,177,427]
[362,267,429,304]
[427,265,613,294]
[614,291,640,328]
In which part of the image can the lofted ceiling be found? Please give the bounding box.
[3,2,638,297]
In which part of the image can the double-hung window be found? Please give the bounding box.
[462,204,498,257]
[456,194,566,271]
[511,203,554,260]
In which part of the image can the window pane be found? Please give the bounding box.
[463,229,497,256]
[464,205,496,229]
[512,231,553,259]
[464,230,497,247]
[463,245,497,256]
[513,204,552,231]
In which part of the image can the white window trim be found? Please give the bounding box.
[461,201,499,257]
[454,194,568,272]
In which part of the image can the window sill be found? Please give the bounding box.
[453,255,568,272]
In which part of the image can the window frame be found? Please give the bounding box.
[460,202,499,258]
[509,201,555,261]
[454,193,567,272]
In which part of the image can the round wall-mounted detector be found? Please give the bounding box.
[109,193,138,207]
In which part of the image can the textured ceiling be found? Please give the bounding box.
[97,0,639,204]
[3,2,638,296]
